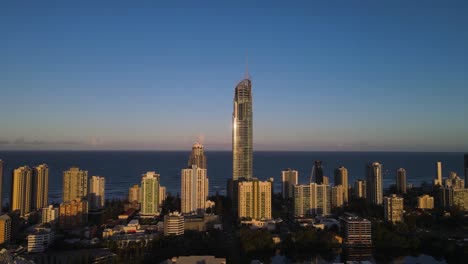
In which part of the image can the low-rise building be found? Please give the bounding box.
[27,229,55,253]
[164,212,184,236]
[340,214,372,246]
[417,195,434,210]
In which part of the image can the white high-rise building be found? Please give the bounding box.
[140,171,160,216]
[88,176,105,210]
[367,162,383,205]
[238,179,272,220]
[11,166,33,217]
[63,167,88,202]
[434,161,443,186]
[294,183,331,217]
[181,165,208,215]
[282,169,298,199]
[384,194,404,223]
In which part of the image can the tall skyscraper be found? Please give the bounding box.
[311,161,324,184]
[293,183,331,217]
[140,171,160,216]
[366,162,383,205]
[384,194,404,223]
[11,166,33,217]
[32,164,49,210]
[238,179,272,220]
[334,166,349,203]
[181,165,209,215]
[464,154,468,188]
[282,169,298,199]
[188,142,207,169]
[0,160,3,212]
[434,161,443,186]
[63,167,88,203]
[232,77,253,180]
[88,176,105,210]
[355,179,366,199]
[396,168,407,194]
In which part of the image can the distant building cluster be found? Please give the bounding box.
[0,71,467,263]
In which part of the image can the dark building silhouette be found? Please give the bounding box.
[311,160,324,184]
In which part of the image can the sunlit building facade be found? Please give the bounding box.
[88,176,105,210]
[384,194,404,223]
[294,183,331,217]
[417,194,434,210]
[366,162,383,205]
[355,179,366,199]
[334,166,349,203]
[181,165,208,215]
[232,78,253,180]
[63,167,88,203]
[11,166,33,217]
[140,171,161,216]
[238,179,272,220]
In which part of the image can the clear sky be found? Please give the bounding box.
[1,0,467,151]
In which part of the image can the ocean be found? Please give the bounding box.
[0,151,465,204]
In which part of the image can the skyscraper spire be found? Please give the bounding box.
[245,54,250,80]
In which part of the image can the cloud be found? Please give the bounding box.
[12,138,84,146]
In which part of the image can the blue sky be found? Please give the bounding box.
[1,0,467,151]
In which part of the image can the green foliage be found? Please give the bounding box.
[238,227,275,255]
[281,227,340,261]
[373,222,420,251]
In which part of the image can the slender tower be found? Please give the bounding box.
[396,168,407,194]
[33,164,49,210]
[366,162,383,205]
[11,166,33,217]
[232,65,253,180]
